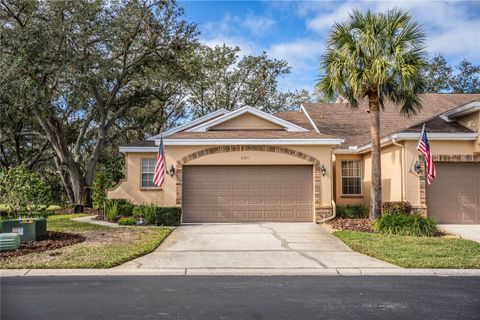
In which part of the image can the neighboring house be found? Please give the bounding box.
[108,93,480,224]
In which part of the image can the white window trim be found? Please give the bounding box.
[341,160,362,196]
[140,158,161,190]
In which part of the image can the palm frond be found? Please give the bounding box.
[316,8,426,114]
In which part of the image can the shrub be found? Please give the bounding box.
[0,165,53,218]
[382,201,412,215]
[154,207,182,226]
[133,205,156,225]
[92,157,125,209]
[373,213,440,237]
[109,199,130,206]
[92,172,111,209]
[118,216,136,225]
[117,203,135,217]
[336,205,369,219]
[104,200,118,222]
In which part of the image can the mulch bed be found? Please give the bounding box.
[0,231,85,259]
[328,218,374,233]
[54,207,101,215]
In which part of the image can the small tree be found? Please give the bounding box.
[317,9,426,219]
[92,156,124,209]
[0,165,52,217]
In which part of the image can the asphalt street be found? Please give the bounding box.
[1,276,479,320]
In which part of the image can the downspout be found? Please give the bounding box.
[392,139,405,201]
[317,200,337,223]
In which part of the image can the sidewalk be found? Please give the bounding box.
[72,215,120,228]
[2,268,480,277]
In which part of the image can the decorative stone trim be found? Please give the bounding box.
[432,154,480,162]
[175,145,327,221]
[419,154,480,217]
[315,206,334,222]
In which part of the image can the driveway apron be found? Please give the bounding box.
[117,223,396,272]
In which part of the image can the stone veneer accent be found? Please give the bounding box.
[175,145,333,222]
[417,154,480,216]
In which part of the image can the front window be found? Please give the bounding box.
[141,159,158,189]
[341,160,362,195]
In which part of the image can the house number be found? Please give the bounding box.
[241,155,250,160]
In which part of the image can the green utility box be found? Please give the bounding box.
[0,233,21,251]
[1,218,47,241]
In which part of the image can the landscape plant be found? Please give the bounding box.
[336,205,369,219]
[118,217,136,226]
[104,201,118,222]
[317,9,427,219]
[382,202,412,215]
[373,213,440,237]
[0,165,52,218]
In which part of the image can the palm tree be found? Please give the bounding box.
[317,9,426,219]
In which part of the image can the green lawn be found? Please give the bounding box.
[334,231,480,269]
[0,214,171,269]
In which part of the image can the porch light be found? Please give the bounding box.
[168,165,176,177]
[321,164,327,176]
[414,161,421,174]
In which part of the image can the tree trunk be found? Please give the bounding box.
[54,157,75,203]
[66,162,87,205]
[368,93,382,219]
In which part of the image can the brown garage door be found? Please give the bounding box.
[182,165,313,223]
[426,163,480,224]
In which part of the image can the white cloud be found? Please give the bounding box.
[303,1,480,62]
[242,14,276,34]
[268,39,325,91]
[269,39,324,71]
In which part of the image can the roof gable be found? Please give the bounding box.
[209,112,285,130]
[148,109,229,140]
[186,106,309,132]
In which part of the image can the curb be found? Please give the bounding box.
[2,268,480,277]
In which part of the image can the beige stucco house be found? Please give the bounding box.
[108,93,480,224]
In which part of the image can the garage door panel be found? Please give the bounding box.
[462,210,476,222]
[248,196,263,204]
[265,211,279,219]
[183,165,313,223]
[427,163,480,224]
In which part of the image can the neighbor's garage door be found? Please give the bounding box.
[182,165,313,223]
[426,163,480,224]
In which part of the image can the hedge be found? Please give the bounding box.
[382,201,412,215]
[110,201,182,226]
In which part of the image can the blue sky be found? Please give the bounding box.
[180,0,480,92]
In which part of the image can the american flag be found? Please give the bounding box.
[153,135,165,187]
[417,124,436,185]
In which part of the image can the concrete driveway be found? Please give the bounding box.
[118,223,396,274]
[439,225,480,243]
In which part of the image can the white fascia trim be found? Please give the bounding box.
[440,100,480,121]
[353,132,478,153]
[147,109,229,140]
[186,106,309,132]
[300,104,320,133]
[120,139,343,152]
[163,138,343,145]
[119,147,158,153]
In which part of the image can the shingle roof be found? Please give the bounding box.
[123,140,156,147]
[400,117,473,133]
[274,111,316,131]
[303,93,480,148]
